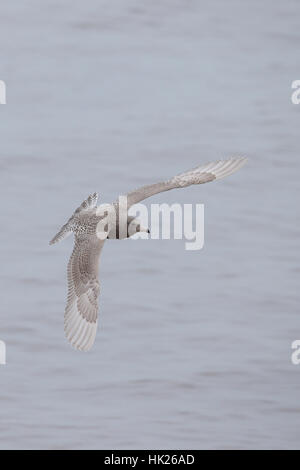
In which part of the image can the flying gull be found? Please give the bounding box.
[50,157,247,352]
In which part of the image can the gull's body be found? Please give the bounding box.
[50,157,247,352]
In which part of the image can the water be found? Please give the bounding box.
[0,0,299,449]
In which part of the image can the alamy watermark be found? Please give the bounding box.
[291,80,300,104]
[96,197,204,251]
[291,340,300,365]
[0,80,6,104]
[0,340,6,365]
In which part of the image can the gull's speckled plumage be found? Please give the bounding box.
[50,157,247,352]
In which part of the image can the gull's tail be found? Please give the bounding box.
[49,192,98,245]
[49,220,73,245]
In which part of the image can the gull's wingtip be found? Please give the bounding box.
[230,155,248,164]
[210,156,248,181]
[233,155,249,170]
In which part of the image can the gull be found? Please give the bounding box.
[50,157,247,352]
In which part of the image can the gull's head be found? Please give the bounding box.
[128,217,150,238]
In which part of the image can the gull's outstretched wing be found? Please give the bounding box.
[64,234,105,352]
[124,157,247,208]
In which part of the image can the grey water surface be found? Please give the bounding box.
[0,0,299,449]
